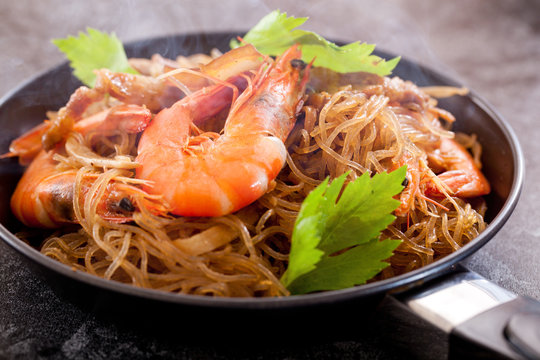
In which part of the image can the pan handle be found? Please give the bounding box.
[392,265,540,359]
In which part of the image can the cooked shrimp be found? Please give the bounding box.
[41,71,183,151]
[93,70,184,112]
[42,46,265,152]
[11,150,136,228]
[392,136,489,217]
[392,151,422,217]
[10,105,152,228]
[425,137,490,198]
[130,44,263,90]
[136,45,311,217]
[41,86,105,151]
[4,104,153,164]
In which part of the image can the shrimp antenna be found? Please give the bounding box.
[158,68,240,102]
[418,193,450,212]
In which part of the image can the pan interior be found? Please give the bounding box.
[0,33,522,308]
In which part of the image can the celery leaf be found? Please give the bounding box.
[230,10,399,76]
[53,28,138,87]
[281,167,406,295]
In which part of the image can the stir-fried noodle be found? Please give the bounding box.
[26,51,487,297]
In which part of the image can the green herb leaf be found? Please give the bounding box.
[230,10,399,76]
[52,28,138,87]
[281,167,406,295]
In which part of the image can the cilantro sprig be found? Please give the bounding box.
[52,28,138,87]
[230,10,400,76]
[281,167,406,295]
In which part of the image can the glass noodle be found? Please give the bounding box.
[37,50,486,297]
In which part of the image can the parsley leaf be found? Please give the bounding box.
[230,10,399,76]
[281,167,406,295]
[52,28,138,87]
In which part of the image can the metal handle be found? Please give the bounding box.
[391,265,540,359]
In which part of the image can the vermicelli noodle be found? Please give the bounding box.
[34,51,487,297]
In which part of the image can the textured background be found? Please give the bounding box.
[1,0,539,359]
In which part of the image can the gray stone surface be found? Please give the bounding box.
[1,0,539,358]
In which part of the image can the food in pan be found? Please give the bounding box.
[3,11,489,297]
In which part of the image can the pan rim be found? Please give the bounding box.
[0,32,525,310]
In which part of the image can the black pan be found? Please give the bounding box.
[0,33,534,357]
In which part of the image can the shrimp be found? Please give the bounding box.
[42,45,265,152]
[392,151,422,217]
[392,136,489,217]
[11,150,135,228]
[129,44,263,90]
[136,45,311,217]
[10,105,152,228]
[425,137,490,198]
[3,104,153,164]
[41,70,184,151]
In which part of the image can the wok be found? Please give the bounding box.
[0,33,537,358]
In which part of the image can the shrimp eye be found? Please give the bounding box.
[402,177,410,187]
[118,197,135,212]
[290,59,306,70]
